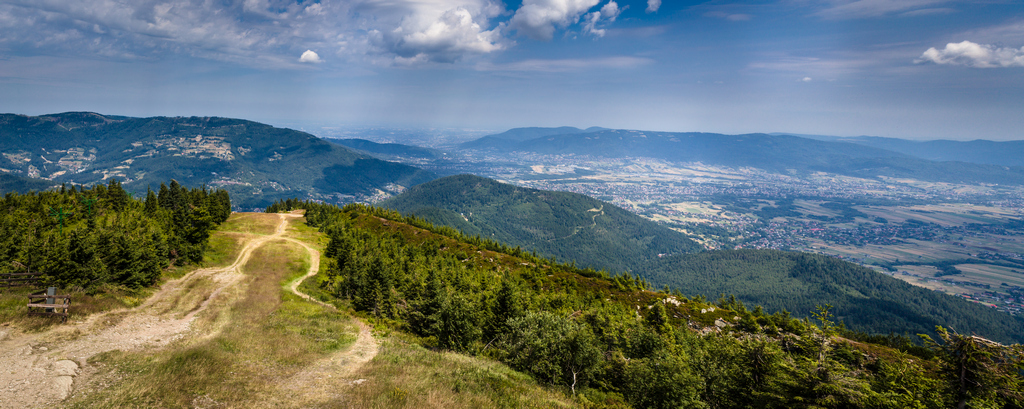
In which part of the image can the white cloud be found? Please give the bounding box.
[646,0,661,13]
[378,6,505,63]
[582,1,621,37]
[916,41,1024,68]
[0,0,628,67]
[299,50,322,63]
[510,0,601,41]
[802,77,812,82]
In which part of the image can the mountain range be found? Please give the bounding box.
[806,134,1024,167]
[0,112,435,208]
[461,127,1024,185]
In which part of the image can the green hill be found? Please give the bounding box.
[642,249,1024,344]
[380,174,702,272]
[0,112,436,208]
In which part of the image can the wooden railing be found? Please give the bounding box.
[1,271,43,289]
[27,288,71,322]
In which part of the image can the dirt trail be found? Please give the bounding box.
[0,213,377,409]
[275,213,379,407]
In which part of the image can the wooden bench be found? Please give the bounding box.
[27,289,71,322]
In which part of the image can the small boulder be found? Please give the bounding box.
[53,375,74,400]
[53,360,79,376]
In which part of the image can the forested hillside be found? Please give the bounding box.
[642,249,1024,344]
[0,112,435,208]
[380,174,702,272]
[0,179,230,289]
[0,172,53,193]
[267,199,1024,409]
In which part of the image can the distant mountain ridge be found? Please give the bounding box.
[459,126,606,149]
[327,138,443,159]
[827,135,1024,167]
[462,128,1024,185]
[380,174,702,272]
[0,112,436,207]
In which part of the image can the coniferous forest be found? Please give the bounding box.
[0,179,231,290]
[267,199,1024,409]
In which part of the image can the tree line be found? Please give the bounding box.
[0,179,230,290]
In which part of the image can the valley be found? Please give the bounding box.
[346,131,1024,316]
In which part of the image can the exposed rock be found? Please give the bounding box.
[714,318,730,328]
[52,375,74,400]
[53,360,78,376]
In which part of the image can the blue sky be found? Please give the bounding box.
[1,0,1022,140]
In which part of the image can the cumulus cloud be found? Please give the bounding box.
[377,6,505,63]
[299,50,322,63]
[510,0,602,41]
[646,0,661,13]
[916,41,1024,68]
[582,1,622,37]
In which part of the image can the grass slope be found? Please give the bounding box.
[380,174,702,273]
[642,249,1024,344]
[0,112,436,207]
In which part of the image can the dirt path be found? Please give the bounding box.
[275,213,380,407]
[0,213,377,409]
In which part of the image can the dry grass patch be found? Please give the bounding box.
[67,240,358,408]
[333,338,575,409]
[217,212,282,235]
